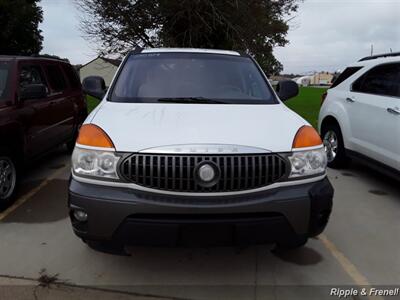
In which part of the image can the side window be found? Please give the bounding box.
[246,72,263,98]
[44,64,67,92]
[330,67,363,88]
[0,62,11,101]
[62,64,81,89]
[352,63,400,97]
[19,65,47,89]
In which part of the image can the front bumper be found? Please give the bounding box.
[68,177,333,246]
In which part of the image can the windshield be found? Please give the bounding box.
[0,61,11,101]
[110,52,277,104]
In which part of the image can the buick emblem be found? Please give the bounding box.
[194,161,220,187]
[198,164,215,182]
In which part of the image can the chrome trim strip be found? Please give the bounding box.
[139,144,271,154]
[36,117,74,135]
[75,144,116,151]
[292,145,324,152]
[72,173,326,197]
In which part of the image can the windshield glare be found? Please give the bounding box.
[111,53,277,104]
[0,61,10,101]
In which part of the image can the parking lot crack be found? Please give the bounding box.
[0,273,197,300]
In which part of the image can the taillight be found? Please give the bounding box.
[321,92,327,106]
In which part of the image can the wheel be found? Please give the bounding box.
[321,123,349,169]
[274,236,308,252]
[0,155,18,210]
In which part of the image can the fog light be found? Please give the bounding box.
[73,210,88,222]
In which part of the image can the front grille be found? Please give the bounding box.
[120,154,288,193]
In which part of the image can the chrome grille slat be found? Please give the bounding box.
[251,156,256,188]
[135,155,139,182]
[179,156,183,190]
[142,155,146,184]
[121,153,287,193]
[163,156,168,189]
[172,156,176,190]
[158,157,162,188]
[223,156,227,190]
[257,156,263,185]
[245,156,249,188]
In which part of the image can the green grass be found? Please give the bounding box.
[284,86,328,128]
[85,86,326,128]
[86,95,101,113]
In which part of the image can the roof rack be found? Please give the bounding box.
[30,54,70,62]
[358,51,400,62]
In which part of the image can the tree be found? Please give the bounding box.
[0,0,43,55]
[77,0,299,74]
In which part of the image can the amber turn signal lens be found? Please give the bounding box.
[292,126,323,149]
[77,124,114,148]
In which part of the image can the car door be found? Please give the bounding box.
[17,62,59,157]
[42,62,75,144]
[346,62,400,169]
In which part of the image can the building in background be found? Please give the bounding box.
[275,72,335,87]
[294,76,312,87]
[79,57,121,86]
[310,72,334,85]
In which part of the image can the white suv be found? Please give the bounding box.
[69,48,333,253]
[319,53,400,176]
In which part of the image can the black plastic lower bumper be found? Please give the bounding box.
[113,213,297,246]
[68,177,333,246]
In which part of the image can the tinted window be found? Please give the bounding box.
[111,53,277,104]
[45,65,66,92]
[352,63,400,97]
[0,61,11,101]
[330,67,363,88]
[62,64,81,89]
[19,65,47,88]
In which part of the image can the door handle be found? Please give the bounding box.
[387,107,400,115]
[346,97,355,103]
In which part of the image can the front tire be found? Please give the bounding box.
[321,123,348,169]
[0,155,18,210]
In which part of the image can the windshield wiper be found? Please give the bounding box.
[157,97,226,104]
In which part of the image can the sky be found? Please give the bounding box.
[39,0,400,74]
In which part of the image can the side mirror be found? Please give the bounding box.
[20,84,47,100]
[82,76,107,100]
[276,80,299,101]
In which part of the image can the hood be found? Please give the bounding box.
[89,102,307,153]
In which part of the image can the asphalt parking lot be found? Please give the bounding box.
[0,147,399,300]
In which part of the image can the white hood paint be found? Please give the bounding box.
[89,102,308,153]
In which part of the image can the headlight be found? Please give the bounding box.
[72,147,120,179]
[288,147,327,178]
